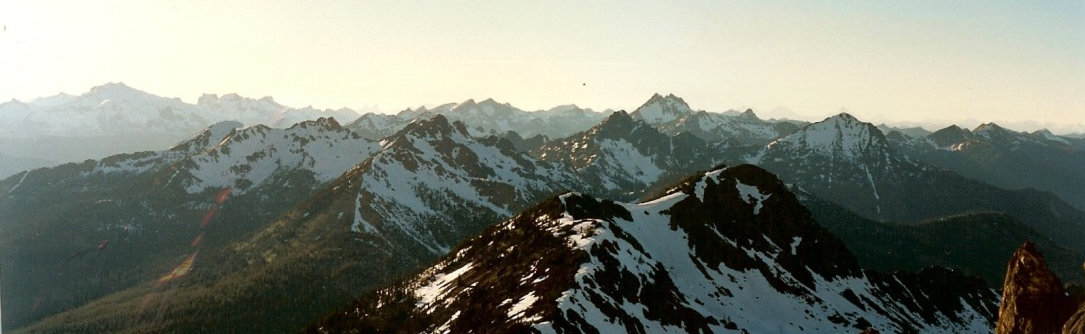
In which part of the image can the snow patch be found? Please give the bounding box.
[416,262,474,309]
[735,181,771,215]
[507,292,541,321]
[7,170,29,193]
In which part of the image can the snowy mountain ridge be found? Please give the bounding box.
[85,117,379,195]
[314,165,997,333]
[1,82,359,139]
[0,82,366,179]
[630,93,804,145]
[533,111,721,200]
[346,97,613,140]
[344,114,583,254]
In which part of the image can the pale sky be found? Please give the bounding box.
[2,1,1083,132]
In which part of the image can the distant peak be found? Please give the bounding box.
[644,92,687,105]
[87,82,146,99]
[547,104,582,113]
[737,109,760,120]
[632,93,693,123]
[772,111,889,159]
[197,93,220,105]
[93,82,130,90]
[933,124,972,136]
[928,125,974,147]
[973,122,1006,133]
[289,116,343,131]
[602,110,633,123]
[399,114,468,139]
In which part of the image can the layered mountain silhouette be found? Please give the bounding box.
[747,113,1085,256]
[346,98,612,141]
[2,87,1083,333]
[888,122,1085,211]
[0,83,361,178]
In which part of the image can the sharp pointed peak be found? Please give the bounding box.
[736,108,760,120]
[643,92,688,104]
[288,116,343,131]
[589,110,638,131]
[632,93,693,123]
[774,110,890,158]
[601,110,633,122]
[397,113,469,139]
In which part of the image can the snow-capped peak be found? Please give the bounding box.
[631,93,694,124]
[83,82,161,103]
[768,112,888,160]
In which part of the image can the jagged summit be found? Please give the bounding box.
[287,116,343,131]
[376,98,609,139]
[996,242,1080,334]
[631,93,694,123]
[533,109,715,198]
[737,108,760,120]
[396,114,470,140]
[590,110,639,135]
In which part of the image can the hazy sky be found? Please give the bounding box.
[2,1,1082,132]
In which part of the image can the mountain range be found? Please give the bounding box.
[313,165,996,333]
[2,84,1083,333]
[0,83,359,179]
